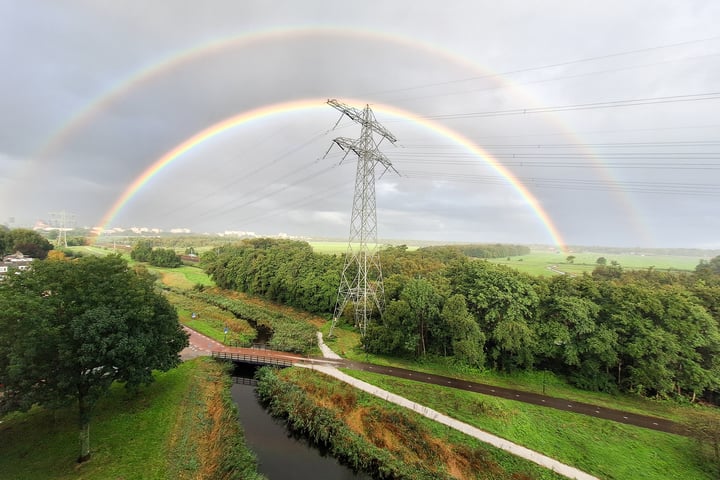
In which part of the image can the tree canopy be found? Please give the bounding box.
[202,238,720,402]
[0,228,53,259]
[130,239,182,267]
[0,254,188,461]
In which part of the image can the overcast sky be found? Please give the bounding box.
[1,1,719,249]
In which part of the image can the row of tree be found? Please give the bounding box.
[422,243,530,259]
[130,239,182,267]
[202,238,720,401]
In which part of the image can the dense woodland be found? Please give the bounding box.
[203,239,720,402]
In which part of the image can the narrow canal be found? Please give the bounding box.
[230,364,372,480]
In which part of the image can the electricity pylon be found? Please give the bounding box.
[49,210,76,248]
[326,99,398,338]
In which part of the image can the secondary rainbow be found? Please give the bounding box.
[12,25,644,244]
[93,98,568,251]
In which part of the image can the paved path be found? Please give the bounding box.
[310,333,598,480]
[184,327,679,435]
[339,361,678,434]
[301,364,598,480]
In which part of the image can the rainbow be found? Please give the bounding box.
[92,98,568,251]
[15,26,646,245]
[25,26,500,166]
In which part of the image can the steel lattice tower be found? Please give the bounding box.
[49,210,76,248]
[326,99,398,337]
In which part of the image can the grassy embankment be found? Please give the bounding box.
[324,323,719,478]
[343,369,714,480]
[257,366,564,480]
[0,358,263,480]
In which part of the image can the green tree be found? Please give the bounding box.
[696,256,720,278]
[3,228,53,259]
[150,248,182,268]
[0,255,188,462]
[447,259,538,370]
[566,255,576,264]
[596,256,607,265]
[442,294,485,367]
[364,299,418,356]
[401,278,443,356]
[0,225,8,253]
[130,239,153,262]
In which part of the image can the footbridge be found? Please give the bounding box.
[211,350,297,367]
[210,349,343,369]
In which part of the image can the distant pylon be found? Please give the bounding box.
[49,211,76,248]
[326,99,398,338]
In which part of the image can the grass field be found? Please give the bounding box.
[488,250,704,276]
[342,369,714,480]
[307,243,704,276]
[0,359,263,480]
[309,241,420,255]
[147,265,215,290]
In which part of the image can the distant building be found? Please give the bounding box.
[0,251,34,280]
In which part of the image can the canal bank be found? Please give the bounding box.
[231,363,371,479]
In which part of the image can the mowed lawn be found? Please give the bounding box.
[0,362,197,480]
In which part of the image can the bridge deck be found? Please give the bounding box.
[211,350,298,367]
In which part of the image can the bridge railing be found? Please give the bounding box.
[211,351,295,367]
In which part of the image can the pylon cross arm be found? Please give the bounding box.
[327,99,397,143]
[332,137,398,174]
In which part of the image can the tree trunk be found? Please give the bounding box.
[78,393,91,463]
[78,420,90,463]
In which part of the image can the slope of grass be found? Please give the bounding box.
[0,359,262,480]
[328,327,703,422]
[344,369,714,480]
[259,366,564,479]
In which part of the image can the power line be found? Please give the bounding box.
[362,35,720,98]
[220,181,354,228]
[156,128,335,219]
[401,171,719,196]
[400,140,720,149]
[399,92,720,122]
[386,52,720,105]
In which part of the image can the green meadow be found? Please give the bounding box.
[488,250,704,276]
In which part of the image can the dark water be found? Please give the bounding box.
[230,366,372,480]
[252,323,273,348]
